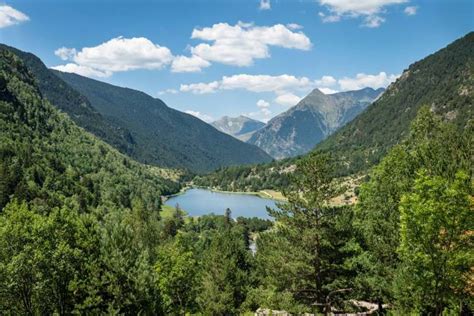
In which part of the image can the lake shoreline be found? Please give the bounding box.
[163,185,286,202]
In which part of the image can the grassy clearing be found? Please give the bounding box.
[258,190,286,201]
[160,204,187,219]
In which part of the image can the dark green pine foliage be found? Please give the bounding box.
[197,214,253,315]
[316,32,473,175]
[250,153,358,314]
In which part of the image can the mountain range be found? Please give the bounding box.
[248,87,384,158]
[211,116,265,141]
[0,44,272,173]
[195,32,473,190]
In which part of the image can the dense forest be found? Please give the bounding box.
[0,46,472,314]
[193,157,295,192]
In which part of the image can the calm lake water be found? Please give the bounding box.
[164,188,279,219]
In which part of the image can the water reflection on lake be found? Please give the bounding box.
[164,188,279,219]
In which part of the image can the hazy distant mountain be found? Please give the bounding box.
[248,87,384,159]
[212,116,265,141]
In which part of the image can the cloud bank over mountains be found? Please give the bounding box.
[52,22,312,77]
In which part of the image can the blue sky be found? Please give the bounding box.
[1,0,472,122]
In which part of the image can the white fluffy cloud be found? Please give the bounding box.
[171,55,211,73]
[54,47,77,61]
[274,93,302,106]
[180,74,313,95]
[318,0,409,27]
[53,37,173,77]
[75,37,173,72]
[185,110,213,122]
[0,5,29,28]
[404,6,417,15]
[257,99,270,109]
[315,75,337,87]
[286,23,303,30]
[338,72,399,90]
[179,71,398,98]
[189,22,311,67]
[180,81,220,94]
[248,99,272,122]
[220,74,313,93]
[51,63,110,78]
[259,0,271,10]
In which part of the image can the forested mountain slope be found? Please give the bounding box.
[0,48,179,211]
[0,44,272,173]
[0,44,137,157]
[316,32,473,175]
[248,87,383,158]
[54,71,272,172]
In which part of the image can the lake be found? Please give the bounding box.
[164,188,279,219]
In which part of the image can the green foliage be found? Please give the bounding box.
[193,157,295,192]
[396,171,473,314]
[197,222,253,315]
[254,153,358,313]
[0,200,89,314]
[156,233,198,315]
[353,107,472,305]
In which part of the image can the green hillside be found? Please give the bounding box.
[0,44,137,157]
[0,48,180,211]
[54,70,272,172]
[0,44,272,173]
[316,32,473,175]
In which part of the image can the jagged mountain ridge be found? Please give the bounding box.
[248,87,384,159]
